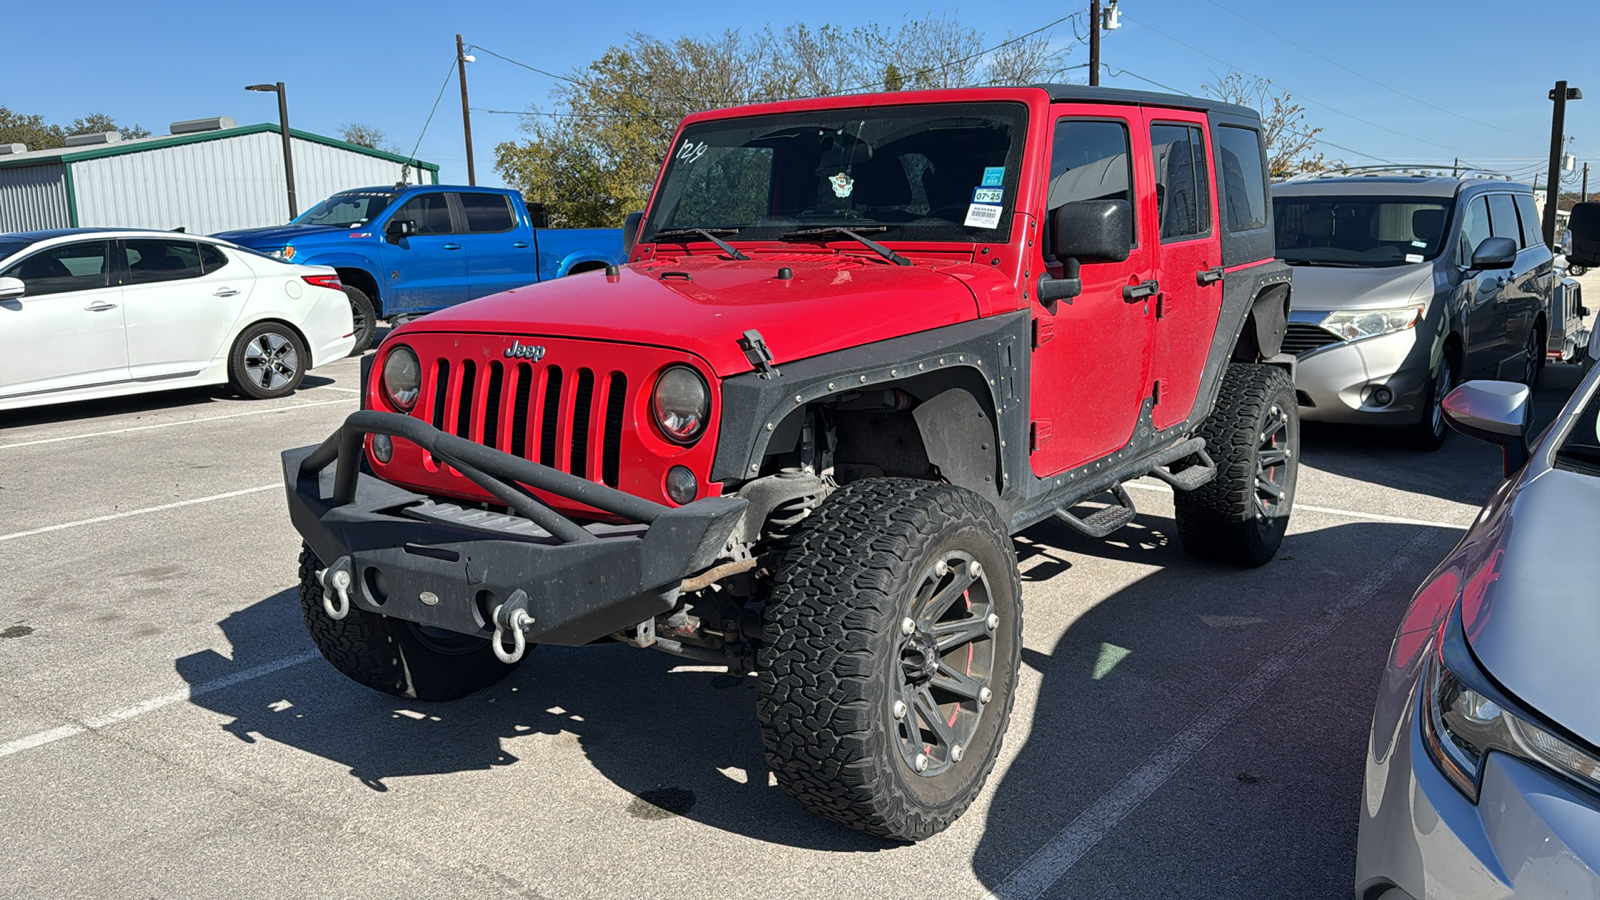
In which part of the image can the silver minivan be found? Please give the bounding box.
[1272,174,1555,449]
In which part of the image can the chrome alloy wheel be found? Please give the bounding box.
[1254,402,1291,523]
[891,550,997,778]
[243,331,300,391]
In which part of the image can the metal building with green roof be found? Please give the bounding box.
[0,117,439,235]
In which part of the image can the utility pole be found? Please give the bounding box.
[1089,0,1101,87]
[1542,80,1582,248]
[457,34,476,186]
[1584,162,1590,203]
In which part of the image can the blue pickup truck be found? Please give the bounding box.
[215,185,623,352]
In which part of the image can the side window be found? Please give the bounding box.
[1458,196,1492,263]
[459,193,516,233]
[1215,125,1268,233]
[1150,123,1210,240]
[393,193,455,235]
[1487,194,1522,248]
[199,244,230,274]
[1047,119,1135,248]
[124,239,204,284]
[1,241,111,296]
[1513,193,1545,249]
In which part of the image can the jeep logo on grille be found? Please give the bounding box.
[505,341,546,361]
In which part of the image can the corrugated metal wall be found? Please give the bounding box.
[0,163,70,233]
[70,132,429,234]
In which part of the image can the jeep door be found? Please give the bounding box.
[1143,113,1222,430]
[1029,110,1156,476]
[119,238,251,381]
[378,191,468,313]
[0,239,127,398]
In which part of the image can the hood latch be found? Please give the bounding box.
[739,329,780,380]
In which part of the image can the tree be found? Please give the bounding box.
[67,113,150,139]
[0,108,149,150]
[340,123,393,152]
[1202,71,1325,178]
[496,18,1082,227]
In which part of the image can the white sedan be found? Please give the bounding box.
[0,228,355,411]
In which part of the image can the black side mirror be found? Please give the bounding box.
[385,218,416,244]
[525,201,550,230]
[1036,200,1132,310]
[1469,235,1518,270]
[1568,201,1600,267]
[623,211,644,257]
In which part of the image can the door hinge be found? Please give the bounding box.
[1152,381,1163,406]
[1155,294,1167,319]
[1030,419,1053,451]
[1032,317,1055,347]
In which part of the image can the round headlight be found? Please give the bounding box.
[652,365,709,444]
[382,346,421,411]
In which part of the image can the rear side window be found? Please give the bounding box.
[1,241,111,295]
[1047,118,1135,247]
[1216,125,1268,233]
[199,244,230,273]
[1458,196,1492,262]
[1487,194,1522,247]
[1150,123,1211,241]
[1513,193,1544,249]
[124,239,203,284]
[393,193,455,235]
[459,193,516,233]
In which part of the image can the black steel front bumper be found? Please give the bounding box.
[283,411,746,646]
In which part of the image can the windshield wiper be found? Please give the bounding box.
[1283,259,1365,268]
[650,227,749,261]
[781,226,912,266]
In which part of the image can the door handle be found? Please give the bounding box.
[1123,279,1159,302]
[213,288,239,297]
[512,241,530,249]
[84,302,118,312]
[442,243,463,251]
[1196,266,1225,286]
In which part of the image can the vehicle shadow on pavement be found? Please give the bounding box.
[175,588,885,852]
[1297,364,1585,508]
[971,516,1452,897]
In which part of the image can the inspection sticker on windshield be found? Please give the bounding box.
[972,187,1004,204]
[981,166,1005,187]
[1405,253,1424,263]
[964,203,1004,229]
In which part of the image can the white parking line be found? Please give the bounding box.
[1123,480,1470,530]
[307,385,362,394]
[0,397,356,451]
[0,651,319,760]
[0,484,279,544]
[981,526,1444,899]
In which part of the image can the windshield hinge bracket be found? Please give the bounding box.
[739,329,780,380]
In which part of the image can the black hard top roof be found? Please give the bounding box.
[1033,84,1259,121]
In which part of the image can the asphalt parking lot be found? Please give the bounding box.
[0,336,1588,899]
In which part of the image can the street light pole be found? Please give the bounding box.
[1542,80,1582,248]
[457,34,476,186]
[246,82,298,219]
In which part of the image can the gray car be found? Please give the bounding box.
[1273,174,1555,449]
[1354,373,1600,898]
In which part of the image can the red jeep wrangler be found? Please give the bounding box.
[285,86,1296,840]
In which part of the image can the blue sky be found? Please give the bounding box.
[6,0,1594,190]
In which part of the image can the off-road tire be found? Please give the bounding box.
[1399,354,1454,451]
[756,479,1022,841]
[296,544,521,700]
[1174,363,1299,567]
[228,321,307,399]
[344,286,377,355]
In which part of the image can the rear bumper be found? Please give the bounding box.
[284,411,746,646]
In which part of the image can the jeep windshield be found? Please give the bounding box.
[1273,196,1453,268]
[293,190,399,229]
[643,102,1028,245]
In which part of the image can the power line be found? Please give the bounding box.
[405,59,461,170]
[1121,11,1467,156]
[1101,65,1190,96]
[1201,0,1542,140]
[470,45,576,84]
[830,12,1088,95]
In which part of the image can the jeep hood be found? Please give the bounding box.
[211,224,351,247]
[1462,466,1600,749]
[405,256,993,376]
[1284,263,1433,313]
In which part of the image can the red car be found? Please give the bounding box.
[282,85,1296,840]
